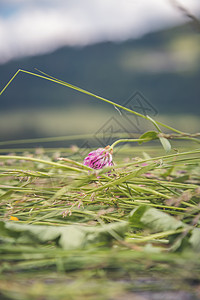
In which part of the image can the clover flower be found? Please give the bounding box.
[83,146,113,170]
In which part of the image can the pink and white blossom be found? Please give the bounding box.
[83,146,113,170]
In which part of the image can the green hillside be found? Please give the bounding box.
[0,24,199,115]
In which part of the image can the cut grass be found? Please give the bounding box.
[0,69,199,299]
[0,142,199,299]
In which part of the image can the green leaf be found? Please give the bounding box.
[129,206,200,251]
[129,205,148,228]
[130,206,185,232]
[138,131,158,144]
[0,221,128,250]
[159,137,171,153]
[189,228,200,251]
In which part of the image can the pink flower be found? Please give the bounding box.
[83,146,113,170]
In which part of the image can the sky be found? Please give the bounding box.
[0,0,199,64]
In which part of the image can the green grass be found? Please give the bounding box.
[0,69,200,299]
[0,142,200,300]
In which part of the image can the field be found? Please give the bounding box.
[0,139,200,300]
[0,69,199,299]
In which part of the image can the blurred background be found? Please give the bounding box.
[0,0,199,148]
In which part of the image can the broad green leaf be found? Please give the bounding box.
[129,206,148,228]
[129,206,185,231]
[189,228,200,251]
[138,131,158,144]
[0,221,128,250]
[159,137,171,153]
[140,207,185,231]
[129,206,200,251]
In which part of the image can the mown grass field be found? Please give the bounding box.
[0,141,200,300]
[0,69,200,299]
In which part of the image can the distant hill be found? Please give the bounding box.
[0,23,199,115]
